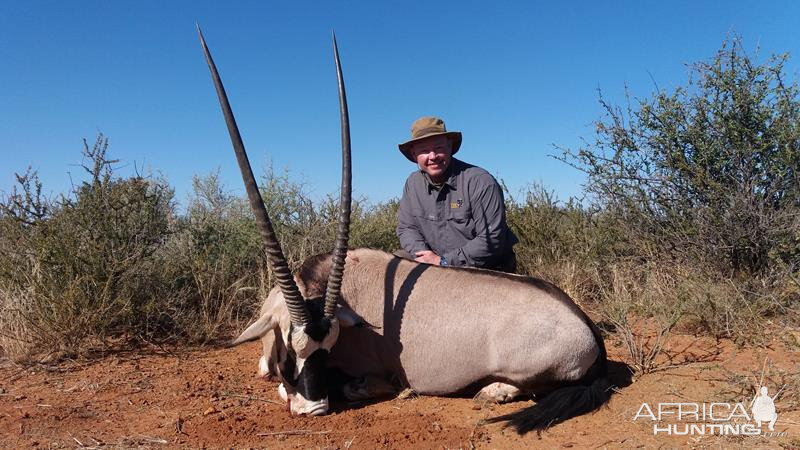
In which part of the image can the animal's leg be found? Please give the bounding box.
[342,375,397,401]
[258,330,279,378]
[474,382,522,404]
[258,355,270,378]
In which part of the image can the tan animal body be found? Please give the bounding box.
[234,248,610,433]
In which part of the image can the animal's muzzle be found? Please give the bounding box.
[279,383,330,416]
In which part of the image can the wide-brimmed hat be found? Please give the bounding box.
[398,116,462,162]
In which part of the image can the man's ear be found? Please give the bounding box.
[335,306,378,329]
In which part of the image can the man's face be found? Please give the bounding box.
[411,134,452,182]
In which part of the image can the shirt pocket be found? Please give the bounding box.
[411,208,437,222]
[447,208,476,239]
[409,208,438,247]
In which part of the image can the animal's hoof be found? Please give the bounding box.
[342,377,370,401]
[278,383,288,403]
[475,382,522,404]
[257,355,273,378]
[343,376,398,401]
[473,392,497,407]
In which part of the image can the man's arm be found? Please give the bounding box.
[443,175,509,268]
[396,177,430,254]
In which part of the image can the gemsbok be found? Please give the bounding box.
[198,28,611,433]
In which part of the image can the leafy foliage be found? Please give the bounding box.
[561,38,800,275]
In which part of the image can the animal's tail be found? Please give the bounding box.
[482,374,611,433]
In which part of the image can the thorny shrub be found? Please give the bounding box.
[509,38,799,372]
[560,38,800,277]
[0,135,173,359]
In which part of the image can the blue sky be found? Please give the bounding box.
[2,1,799,208]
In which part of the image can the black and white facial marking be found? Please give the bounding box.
[276,299,340,416]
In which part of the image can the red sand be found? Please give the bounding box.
[1,332,798,449]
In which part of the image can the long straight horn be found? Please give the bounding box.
[196,25,309,326]
[324,32,352,319]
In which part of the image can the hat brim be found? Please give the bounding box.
[398,131,462,162]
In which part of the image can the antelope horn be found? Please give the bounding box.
[323,32,352,319]
[197,25,309,326]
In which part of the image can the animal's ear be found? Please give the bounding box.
[336,306,378,329]
[229,313,278,346]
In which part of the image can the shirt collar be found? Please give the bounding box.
[422,158,461,193]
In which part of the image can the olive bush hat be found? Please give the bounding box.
[398,116,462,162]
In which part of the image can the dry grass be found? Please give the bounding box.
[0,286,39,360]
[506,183,797,374]
[712,358,800,412]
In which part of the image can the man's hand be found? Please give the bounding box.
[415,250,441,265]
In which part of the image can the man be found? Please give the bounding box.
[396,116,517,272]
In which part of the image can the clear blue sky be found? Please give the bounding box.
[2,1,799,208]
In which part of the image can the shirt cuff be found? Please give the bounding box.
[443,250,465,267]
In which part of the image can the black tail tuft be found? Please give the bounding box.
[483,376,612,434]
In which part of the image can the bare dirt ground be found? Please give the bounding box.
[1,330,799,449]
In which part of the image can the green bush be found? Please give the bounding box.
[0,141,401,359]
[0,135,173,359]
[155,171,264,343]
[553,37,800,345]
[560,37,800,275]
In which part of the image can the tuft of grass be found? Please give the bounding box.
[712,358,800,412]
[598,264,686,375]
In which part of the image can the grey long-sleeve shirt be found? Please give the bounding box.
[396,158,517,269]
